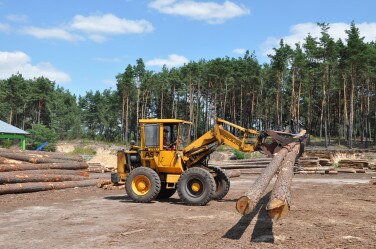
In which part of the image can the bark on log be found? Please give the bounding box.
[14,169,89,177]
[0,179,107,195]
[235,143,296,215]
[0,156,22,164]
[0,148,83,161]
[266,144,300,220]
[0,162,88,172]
[0,173,88,184]
[0,152,69,164]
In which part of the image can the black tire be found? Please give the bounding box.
[211,166,230,200]
[125,167,161,203]
[156,182,176,199]
[177,167,215,206]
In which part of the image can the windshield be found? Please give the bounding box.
[144,124,160,147]
[178,123,191,150]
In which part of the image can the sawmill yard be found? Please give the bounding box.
[0,145,376,249]
[0,173,375,249]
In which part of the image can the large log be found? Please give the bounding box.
[15,169,89,177]
[235,143,297,215]
[0,152,69,164]
[266,144,300,220]
[0,179,107,195]
[0,173,88,184]
[0,162,88,172]
[0,148,83,161]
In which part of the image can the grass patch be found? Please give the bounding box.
[69,146,97,156]
[232,150,264,160]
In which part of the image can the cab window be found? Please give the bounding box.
[144,124,159,147]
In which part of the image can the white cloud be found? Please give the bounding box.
[19,14,153,43]
[6,14,28,23]
[0,51,71,83]
[146,54,189,68]
[261,22,376,56]
[71,14,154,34]
[0,23,10,32]
[233,48,246,55]
[149,0,250,24]
[21,26,84,42]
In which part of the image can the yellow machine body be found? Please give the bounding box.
[114,118,264,186]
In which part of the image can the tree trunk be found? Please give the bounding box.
[349,64,355,148]
[121,95,126,141]
[125,96,129,142]
[236,143,297,215]
[266,144,300,220]
[0,162,88,172]
[0,179,105,195]
[0,173,88,184]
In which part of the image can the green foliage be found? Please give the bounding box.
[27,124,58,151]
[0,139,14,149]
[232,150,264,160]
[232,150,250,160]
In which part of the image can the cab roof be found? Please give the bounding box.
[139,119,192,125]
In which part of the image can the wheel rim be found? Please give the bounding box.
[132,175,151,195]
[187,179,203,196]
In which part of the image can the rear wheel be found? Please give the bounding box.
[156,182,176,199]
[211,166,230,200]
[125,167,161,203]
[177,167,215,206]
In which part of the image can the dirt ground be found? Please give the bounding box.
[0,173,375,249]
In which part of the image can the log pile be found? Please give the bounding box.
[0,148,104,195]
[87,162,113,173]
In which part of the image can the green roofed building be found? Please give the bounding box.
[0,120,29,150]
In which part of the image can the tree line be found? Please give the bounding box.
[1,22,375,148]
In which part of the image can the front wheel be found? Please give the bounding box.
[125,167,161,203]
[177,167,215,206]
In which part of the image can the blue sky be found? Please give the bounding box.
[0,0,375,96]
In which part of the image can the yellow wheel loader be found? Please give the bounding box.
[111,118,308,206]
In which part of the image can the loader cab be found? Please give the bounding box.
[139,119,192,174]
[140,119,192,152]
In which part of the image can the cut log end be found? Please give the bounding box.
[236,196,254,215]
[266,198,290,220]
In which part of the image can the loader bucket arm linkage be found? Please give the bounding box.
[183,118,309,167]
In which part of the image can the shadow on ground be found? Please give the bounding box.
[222,192,274,243]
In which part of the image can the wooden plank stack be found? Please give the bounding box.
[87,162,112,173]
[297,149,376,174]
[0,148,103,195]
[209,157,271,175]
[337,159,368,169]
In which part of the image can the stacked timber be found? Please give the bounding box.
[297,156,336,174]
[209,158,271,175]
[337,159,368,169]
[0,148,104,195]
[87,162,112,173]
